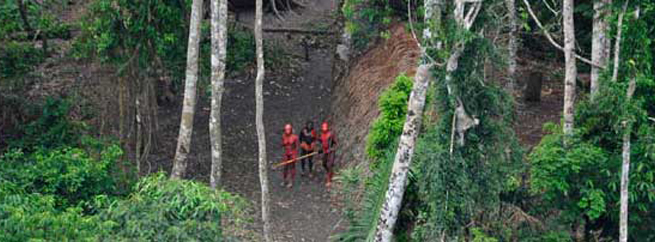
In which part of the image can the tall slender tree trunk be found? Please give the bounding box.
[209,0,228,189]
[611,0,629,83]
[620,8,639,241]
[620,77,636,242]
[562,0,577,137]
[16,0,32,32]
[373,1,441,241]
[505,0,517,93]
[171,0,203,179]
[255,0,272,240]
[590,0,611,98]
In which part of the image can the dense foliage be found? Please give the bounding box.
[529,3,655,240]
[0,97,251,241]
[0,0,69,78]
[412,37,523,241]
[366,73,413,161]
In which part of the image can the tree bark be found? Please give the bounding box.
[373,1,442,241]
[255,0,272,240]
[619,77,635,242]
[171,0,204,179]
[611,0,629,83]
[17,0,32,32]
[209,0,228,189]
[590,0,611,98]
[562,0,577,137]
[505,0,517,93]
[620,8,639,240]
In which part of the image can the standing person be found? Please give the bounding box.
[299,121,317,178]
[319,121,337,188]
[281,123,299,188]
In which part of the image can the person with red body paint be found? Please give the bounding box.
[319,121,337,188]
[281,123,299,188]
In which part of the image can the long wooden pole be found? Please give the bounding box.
[272,151,319,168]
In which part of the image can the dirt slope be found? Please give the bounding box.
[330,24,420,168]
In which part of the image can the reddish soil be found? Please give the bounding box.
[331,24,421,168]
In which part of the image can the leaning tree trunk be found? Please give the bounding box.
[505,0,517,93]
[590,0,611,98]
[171,0,203,179]
[619,77,636,242]
[255,0,272,240]
[373,0,442,241]
[209,0,228,188]
[562,0,577,137]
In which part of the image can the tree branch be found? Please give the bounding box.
[522,0,603,68]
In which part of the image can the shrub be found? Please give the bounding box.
[0,144,122,208]
[0,41,44,78]
[97,173,249,241]
[366,73,413,162]
[0,192,110,242]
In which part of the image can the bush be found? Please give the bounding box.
[97,173,248,241]
[8,98,87,151]
[0,144,122,208]
[0,41,44,78]
[366,73,413,162]
[0,192,109,242]
[0,173,250,241]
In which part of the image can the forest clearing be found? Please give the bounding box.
[1,0,654,241]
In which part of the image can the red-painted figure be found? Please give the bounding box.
[319,122,337,188]
[281,123,299,188]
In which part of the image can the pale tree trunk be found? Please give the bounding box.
[209,0,228,189]
[505,0,517,93]
[590,0,612,98]
[619,7,638,241]
[562,0,577,136]
[611,0,629,83]
[171,0,203,179]
[255,0,272,240]
[374,1,484,241]
[373,65,431,242]
[619,77,636,242]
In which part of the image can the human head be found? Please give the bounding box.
[284,123,293,135]
[306,121,313,130]
[321,122,329,132]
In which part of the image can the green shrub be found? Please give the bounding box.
[0,144,122,208]
[0,41,44,78]
[366,73,413,162]
[9,98,87,150]
[0,192,110,242]
[97,173,248,241]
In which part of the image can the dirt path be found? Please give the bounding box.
[153,1,343,241]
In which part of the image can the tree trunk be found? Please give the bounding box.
[374,65,430,241]
[590,0,611,98]
[209,0,228,189]
[17,0,32,32]
[255,0,272,240]
[562,0,577,137]
[505,0,517,93]
[619,7,639,240]
[373,1,442,241]
[171,0,204,179]
[612,0,629,83]
[619,76,636,242]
